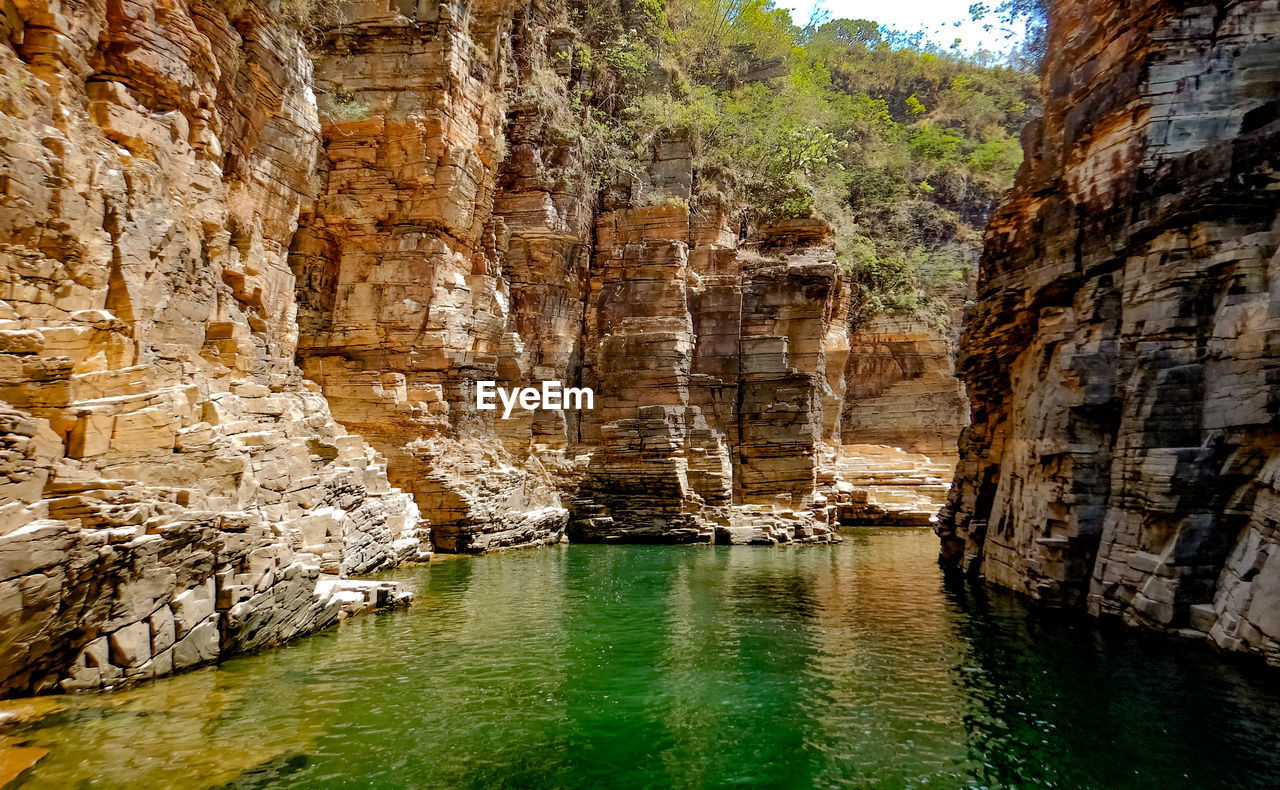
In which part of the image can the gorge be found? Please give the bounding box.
[0,0,1279,783]
[0,0,980,697]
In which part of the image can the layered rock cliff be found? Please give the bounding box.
[290,0,575,553]
[941,0,1280,662]
[0,0,422,696]
[288,1,861,549]
[572,208,846,544]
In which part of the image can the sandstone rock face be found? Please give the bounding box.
[940,0,1280,661]
[0,0,422,696]
[833,316,966,525]
[290,4,858,550]
[568,209,844,545]
[292,0,577,553]
[843,316,968,458]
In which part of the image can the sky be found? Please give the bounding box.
[777,0,1026,55]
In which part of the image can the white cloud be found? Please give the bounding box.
[780,0,1024,55]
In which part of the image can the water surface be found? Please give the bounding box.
[5,529,1280,788]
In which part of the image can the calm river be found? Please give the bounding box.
[5,529,1280,788]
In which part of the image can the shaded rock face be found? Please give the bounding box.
[843,316,968,458]
[0,0,423,696]
[940,0,1280,661]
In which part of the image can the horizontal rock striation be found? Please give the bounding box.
[568,206,844,545]
[940,0,1280,661]
[843,316,968,458]
[823,445,954,527]
[292,0,579,553]
[0,0,422,696]
[832,315,966,525]
[290,5,884,551]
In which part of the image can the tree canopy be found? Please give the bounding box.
[521,0,1041,329]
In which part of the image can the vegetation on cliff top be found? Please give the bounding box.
[530,0,1040,330]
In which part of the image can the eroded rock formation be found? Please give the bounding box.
[289,5,857,549]
[570,209,845,545]
[290,0,574,553]
[941,0,1280,662]
[843,316,968,458]
[829,315,967,524]
[0,0,421,696]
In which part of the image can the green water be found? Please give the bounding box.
[6,529,1280,789]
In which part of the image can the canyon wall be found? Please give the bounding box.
[290,0,575,553]
[0,0,422,696]
[289,4,858,549]
[941,0,1280,662]
[571,208,845,545]
[843,315,967,458]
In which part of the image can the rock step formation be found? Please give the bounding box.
[821,445,954,527]
[940,0,1280,663]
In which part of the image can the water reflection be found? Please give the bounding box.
[948,580,1280,789]
[3,531,1280,788]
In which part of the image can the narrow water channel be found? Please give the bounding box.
[5,529,1280,788]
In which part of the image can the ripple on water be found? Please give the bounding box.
[4,530,1280,789]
